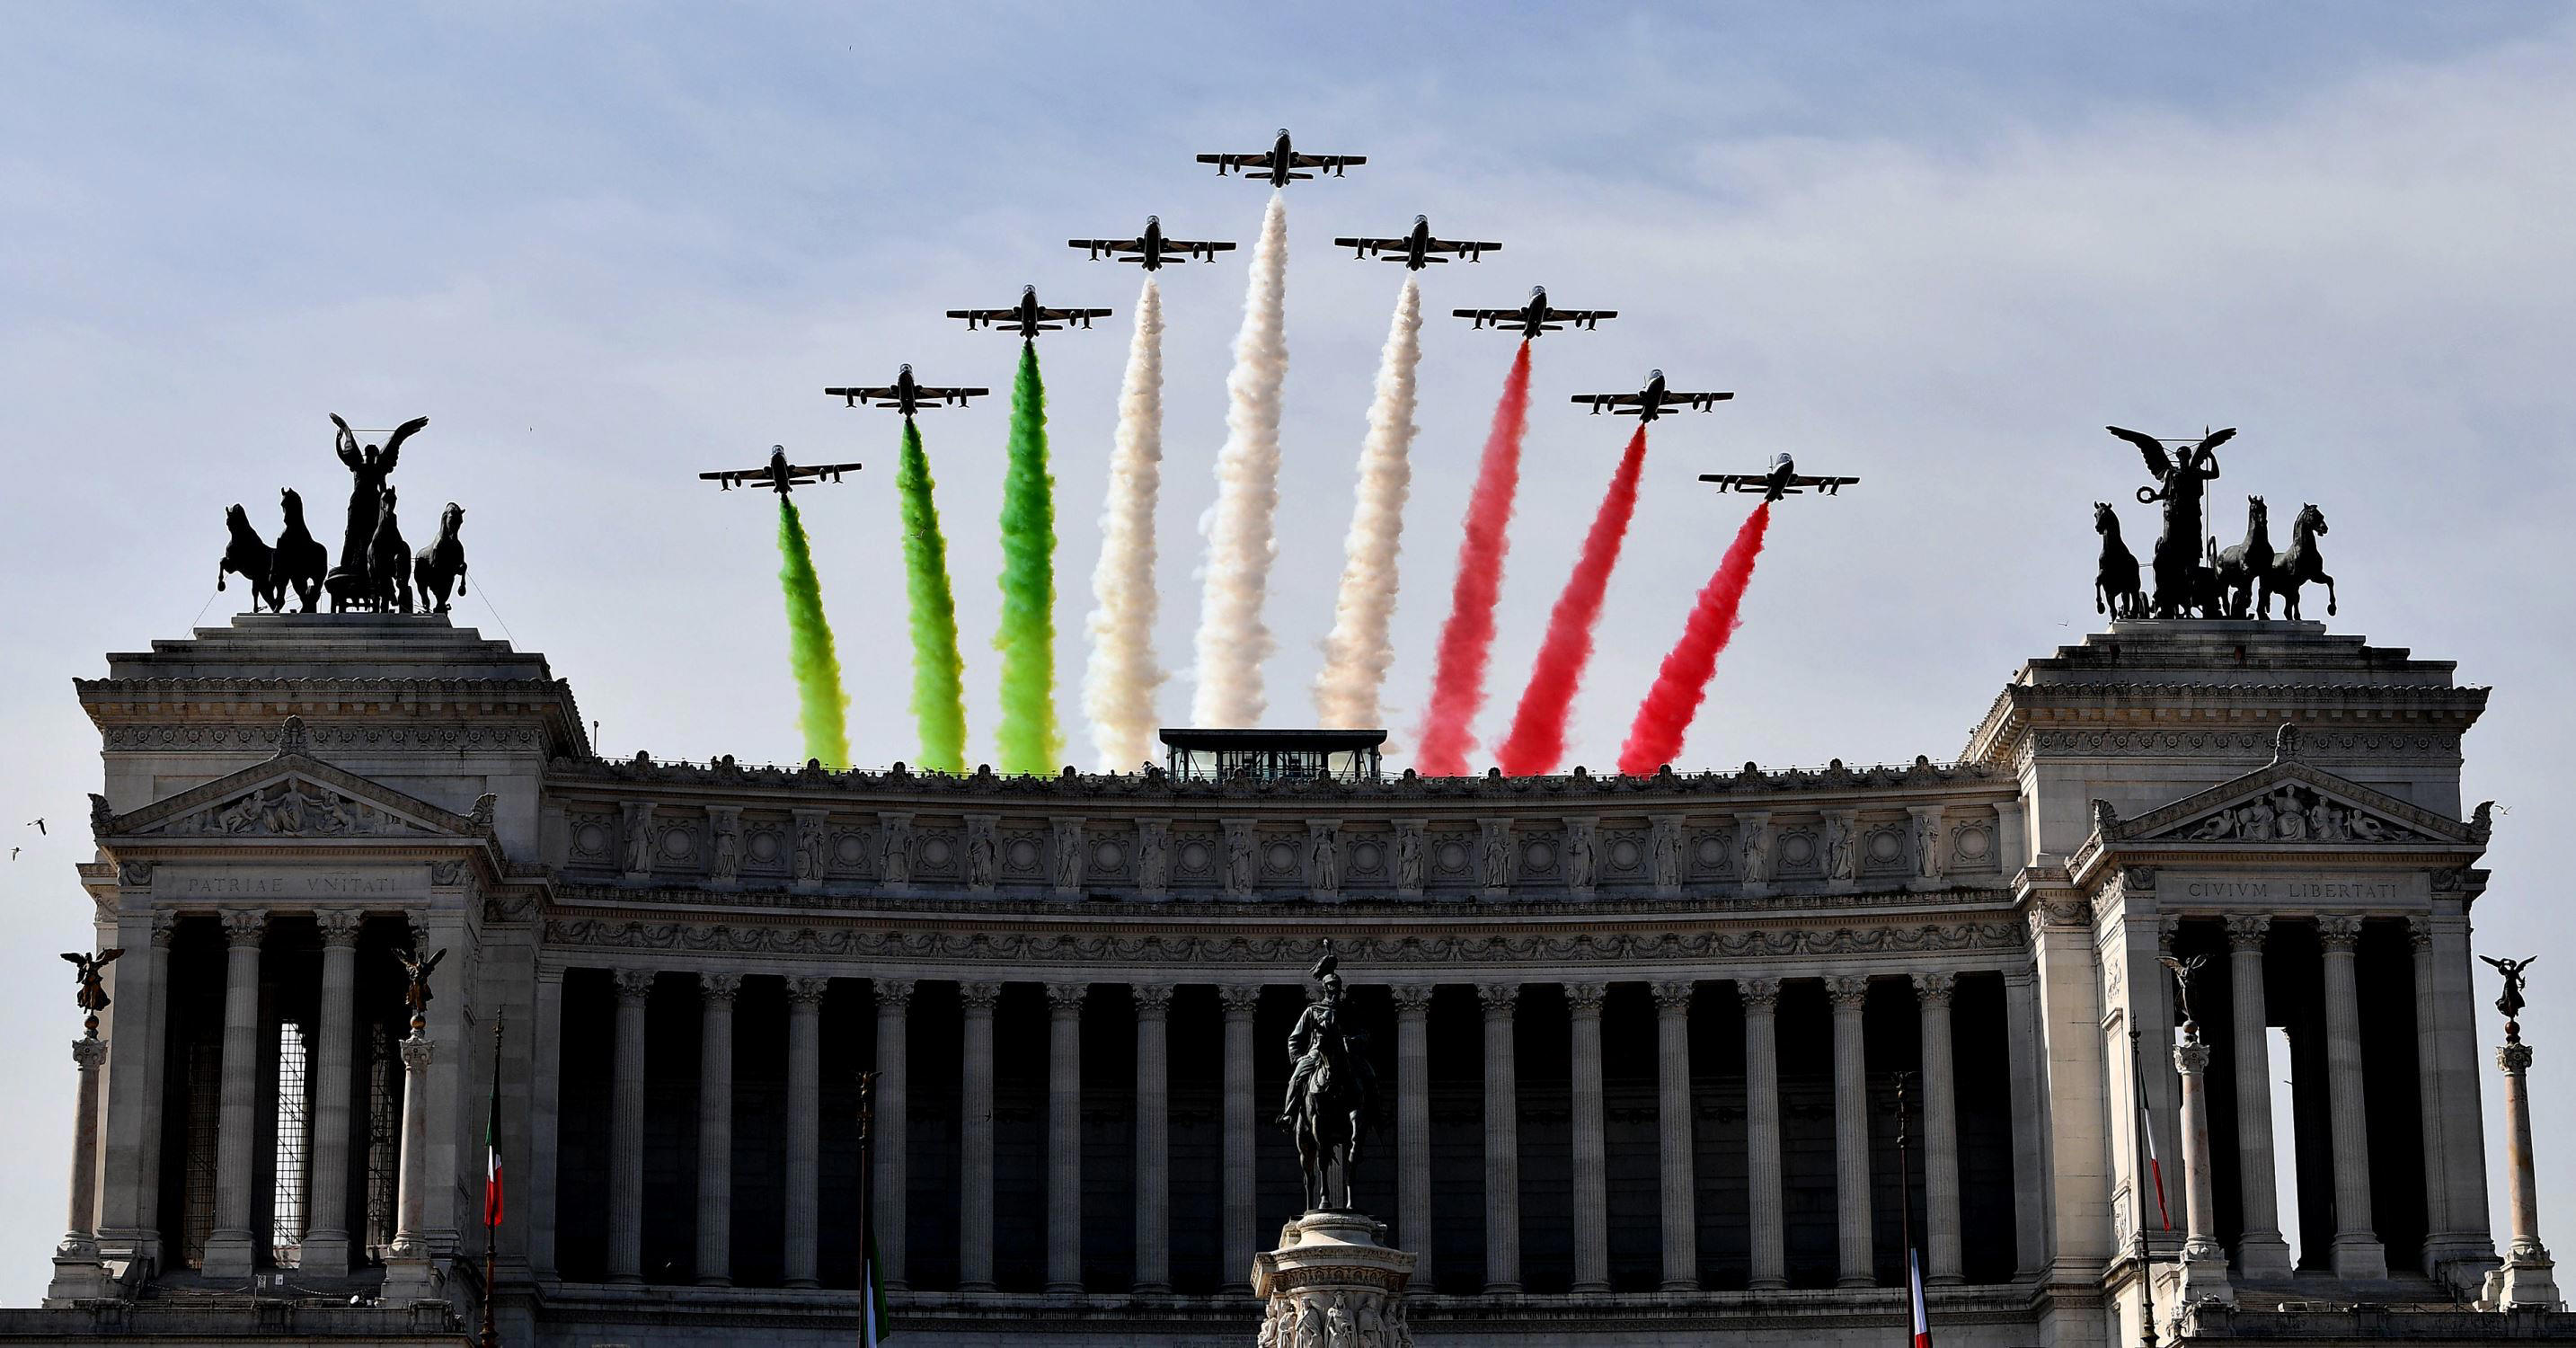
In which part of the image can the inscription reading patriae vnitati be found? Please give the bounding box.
[2181,878,2405,902]
[159,872,408,898]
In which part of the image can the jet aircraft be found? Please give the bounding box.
[823,365,988,418]
[1333,216,1501,270]
[1699,452,1859,502]
[1570,369,1733,422]
[700,446,862,495]
[1454,286,1616,337]
[947,285,1113,339]
[1195,129,1365,188]
[1068,216,1236,271]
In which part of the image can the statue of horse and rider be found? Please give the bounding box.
[2094,426,2335,623]
[214,414,468,616]
[1279,944,1381,1213]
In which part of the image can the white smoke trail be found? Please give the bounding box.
[1313,275,1422,732]
[1083,277,1168,769]
[1190,191,1290,727]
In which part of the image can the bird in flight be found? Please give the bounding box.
[27,819,43,836]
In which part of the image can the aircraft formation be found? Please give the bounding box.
[695,126,1858,501]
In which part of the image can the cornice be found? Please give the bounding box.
[1965,682,2487,767]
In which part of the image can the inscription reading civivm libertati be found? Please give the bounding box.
[2180,877,2405,902]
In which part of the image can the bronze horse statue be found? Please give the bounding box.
[366,487,414,614]
[2274,502,2336,619]
[2212,495,2275,619]
[413,502,468,614]
[2093,502,2146,619]
[271,487,329,613]
[1280,951,1379,1212]
[218,504,282,612]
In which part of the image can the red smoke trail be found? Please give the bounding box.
[1616,502,1773,776]
[1414,341,1534,776]
[1493,426,1649,776]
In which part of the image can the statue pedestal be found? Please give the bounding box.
[1252,1211,1417,1348]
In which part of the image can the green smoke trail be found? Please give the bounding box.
[994,340,1061,775]
[774,498,851,769]
[896,419,968,772]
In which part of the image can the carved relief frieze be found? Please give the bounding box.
[2155,782,2430,845]
[141,776,437,839]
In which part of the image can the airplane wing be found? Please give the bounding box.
[1040,306,1115,323]
[1426,238,1502,258]
[1788,474,1859,492]
[947,308,1013,323]
[1669,391,1736,410]
[1696,474,1772,492]
[1288,153,1365,170]
[1453,307,1524,327]
[916,386,988,403]
[824,386,899,405]
[1067,236,1145,255]
[1174,238,1235,254]
[699,466,768,484]
[1544,307,1618,328]
[787,462,863,478]
[1571,393,1644,412]
[1195,152,1270,171]
[1333,236,1406,253]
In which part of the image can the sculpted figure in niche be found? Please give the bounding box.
[1394,825,1425,891]
[966,820,996,889]
[1294,1301,1322,1348]
[1309,825,1340,891]
[1480,822,1510,890]
[1737,822,1770,884]
[1824,815,1855,880]
[1324,1294,1355,1348]
[1052,822,1083,890]
[627,809,658,874]
[792,816,827,882]
[1138,823,1167,891]
[882,818,913,887]
[1916,816,1943,877]
[709,814,741,882]
[1651,820,1683,890]
[1562,823,1595,890]
[1227,826,1256,894]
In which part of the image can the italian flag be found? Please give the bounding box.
[483,1070,504,1229]
[1908,1247,1933,1348]
[2135,1051,2168,1231]
[863,1226,890,1345]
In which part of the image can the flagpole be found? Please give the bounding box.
[856,1069,877,1348]
[2130,1026,2158,1348]
[482,1015,503,1348]
[1894,1069,1917,1348]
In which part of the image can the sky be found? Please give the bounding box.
[3,2,2572,1303]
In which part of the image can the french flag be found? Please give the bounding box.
[1908,1247,1933,1348]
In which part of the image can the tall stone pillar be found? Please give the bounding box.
[783,976,827,1289]
[1565,981,1611,1293]
[200,908,266,1281]
[2315,916,2386,1281]
[695,972,739,1285]
[44,1037,112,1304]
[2493,1033,2558,1306]
[872,978,914,1290]
[1651,980,1698,1291]
[1912,972,1963,1284]
[1826,975,1875,1288]
[1480,982,1522,1293]
[2407,919,2453,1268]
[299,909,364,1273]
[2223,915,2294,1278]
[957,982,1001,1290]
[1741,978,1787,1290]
[2173,1031,2235,1307]
[2001,969,2049,1277]
[100,911,174,1267]
[1391,986,1434,1286]
[1045,981,1087,1294]
[1220,985,1261,1291]
[608,968,653,1284]
[528,966,565,1277]
[1133,983,1173,1293]
[382,1035,438,1300]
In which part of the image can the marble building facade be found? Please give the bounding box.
[31,612,2539,1346]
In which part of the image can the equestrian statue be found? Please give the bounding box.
[1279,943,1381,1212]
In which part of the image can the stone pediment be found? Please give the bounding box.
[2091,724,2483,850]
[93,716,491,844]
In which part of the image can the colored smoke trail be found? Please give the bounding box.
[1083,277,1168,770]
[1412,341,1535,776]
[1616,502,1773,776]
[775,498,851,769]
[1190,191,1290,727]
[1493,425,1649,776]
[1314,275,1423,732]
[895,419,969,773]
[995,340,1062,776]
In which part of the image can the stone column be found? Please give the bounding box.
[298,909,364,1273]
[382,1035,438,1300]
[2002,969,2049,1278]
[2315,916,2386,1281]
[1134,983,1173,1293]
[528,966,565,1276]
[608,968,653,1283]
[1481,982,1522,1292]
[873,978,914,1289]
[1741,978,1787,1290]
[1046,981,1087,1293]
[1913,972,1963,1284]
[2494,1036,2558,1306]
[200,908,266,1281]
[2173,1031,2235,1306]
[783,976,827,1289]
[2223,915,2294,1278]
[1221,985,1261,1290]
[695,972,739,1285]
[1392,986,1433,1281]
[100,909,173,1267]
[1565,981,1611,1292]
[44,1037,112,1303]
[1651,980,1698,1291]
[2408,919,2453,1264]
[957,981,1001,1290]
[1826,974,1874,1288]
